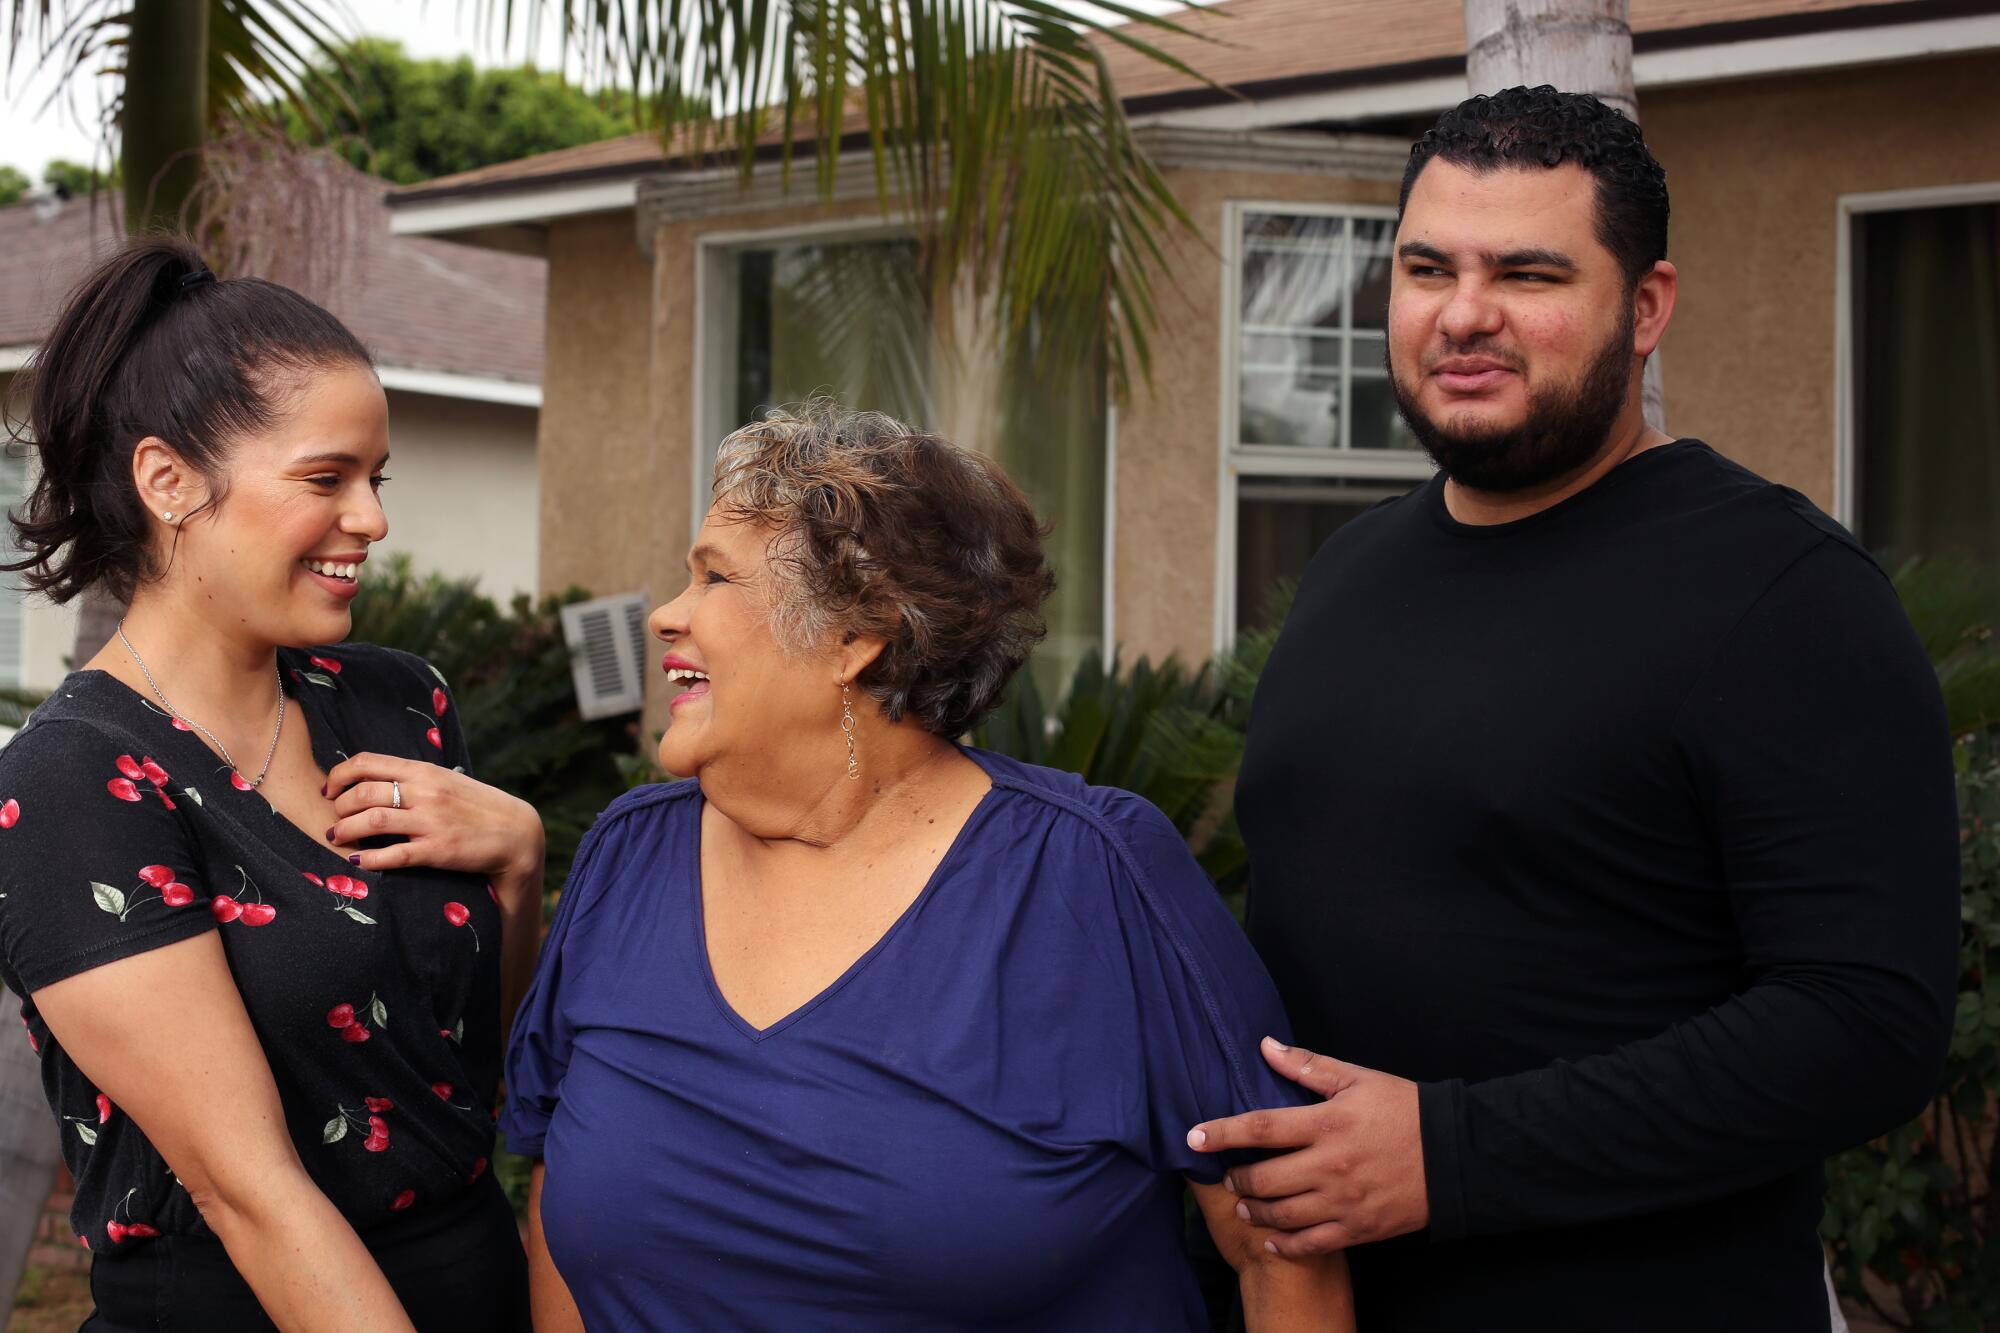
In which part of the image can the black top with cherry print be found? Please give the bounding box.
[0,644,504,1255]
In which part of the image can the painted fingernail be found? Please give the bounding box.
[347,854,361,866]
[325,827,336,841]
[1235,1202,1250,1222]
[1186,1128,1207,1150]
[1265,1036,1290,1052]
[319,783,327,797]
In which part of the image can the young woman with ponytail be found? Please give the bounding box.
[0,237,540,1331]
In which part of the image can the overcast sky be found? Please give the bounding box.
[0,1,1182,178]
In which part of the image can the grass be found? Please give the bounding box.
[7,1265,93,1332]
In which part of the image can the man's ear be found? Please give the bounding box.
[130,437,206,523]
[1633,260,1678,359]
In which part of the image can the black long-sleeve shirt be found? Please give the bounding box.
[1236,441,1959,1331]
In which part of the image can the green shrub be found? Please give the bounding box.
[1821,560,2000,1328]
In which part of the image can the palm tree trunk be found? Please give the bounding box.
[1461,0,1667,433]
[121,0,210,234]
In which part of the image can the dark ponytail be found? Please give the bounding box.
[3,234,372,604]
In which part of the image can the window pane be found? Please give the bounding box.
[1350,219,1395,332]
[1349,370,1419,452]
[1236,476,1420,631]
[1854,202,2000,567]
[708,235,1105,701]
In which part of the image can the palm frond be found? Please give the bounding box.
[476,1,1215,398]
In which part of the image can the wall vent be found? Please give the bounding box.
[559,592,649,720]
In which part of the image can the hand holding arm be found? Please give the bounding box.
[1191,1036,1429,1256]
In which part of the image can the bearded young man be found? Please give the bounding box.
[1186,87,1960,1330]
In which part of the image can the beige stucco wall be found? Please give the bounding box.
[379,389,538,599]
[1115,166,1402,667]
[537,213,659,613]
[1642,50,2000,509]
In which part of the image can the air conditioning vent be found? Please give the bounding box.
[559,591,649,720]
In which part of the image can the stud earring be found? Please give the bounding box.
[840,681,859,781]
[161,511,175,523]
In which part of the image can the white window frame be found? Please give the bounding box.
[1214,200,1433,649]
[691,216,1118,658]
[1833,180,2000,534]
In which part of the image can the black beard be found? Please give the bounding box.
[1388,313,1636,494]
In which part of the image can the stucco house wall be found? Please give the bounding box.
[1643,49,2000,508]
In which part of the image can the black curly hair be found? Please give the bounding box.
[1399,85,1669,287]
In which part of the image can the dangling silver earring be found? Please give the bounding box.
[840,681,859,781]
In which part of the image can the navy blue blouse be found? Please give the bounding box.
[504,747,1309,1331]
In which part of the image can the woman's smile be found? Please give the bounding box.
[663,654,711,709]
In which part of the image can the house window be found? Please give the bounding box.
[1224,204,1432,636]
[1848,196,2000,568]
[700,229,1106,696]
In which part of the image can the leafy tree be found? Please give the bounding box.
[284,38,652,185]
[0,166,26,206]
[41,158,115,196]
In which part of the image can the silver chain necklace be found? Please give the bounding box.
[116,620,286,789]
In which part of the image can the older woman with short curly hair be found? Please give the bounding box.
[504,404,1353,1332]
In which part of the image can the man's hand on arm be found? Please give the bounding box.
[1188,1036,1429,1257]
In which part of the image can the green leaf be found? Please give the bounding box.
[322,1116,346,1145]
[452,1020,464,1044]
[74,1123,97,1146]
[428,664,449,687]
[342,906,376,926]
[181,787,202,806]
[90,883,126,916]
[303,672,337,689]
[369,997,388,1028]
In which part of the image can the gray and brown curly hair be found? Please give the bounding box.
[711,401,1054,737]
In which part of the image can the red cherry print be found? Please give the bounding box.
[341,1024,372,1044]
[367,1114,387,1134]
[438,1029,452,1040]
[76,1235,88,1250]
[432,688,449,717]
[309,655,343,675]
[430,1082,453,1100]
[302,873,323,887]
[105,1220,128,1245]
[364,1135,388,1153]
[107,778,141,802]
[136,865,174,888]
[139,758,169,786]
[161,883,193,908]
[20,1016,38,1055]
[96,1094,111,1124]
[425,726,443,750]
[0,798,18,829]
[390,1190,416,1211]
[486,882,500,906]
[155,788,176,811]
[125,1224,159,1239]
[365,1096,394,1113]
[468,1157,487,1183]
[326,1004,356,1029]
[326,875,366,901]
[443,902,470,928]
[230,771,253,792]
[239,903,276,927]
[114,755,143,781]
[171,717,192,732]
[210,895,244,924]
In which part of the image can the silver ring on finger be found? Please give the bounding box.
[390,779,402,811]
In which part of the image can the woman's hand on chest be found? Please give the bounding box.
[323,752,545,895]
